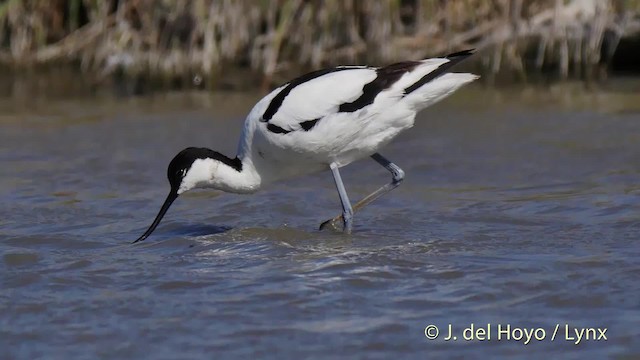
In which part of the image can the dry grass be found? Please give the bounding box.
[0,0,638,87]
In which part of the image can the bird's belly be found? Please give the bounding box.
[252,120,410,183]
[331,126,406,165]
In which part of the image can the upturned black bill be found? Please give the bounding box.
[133,190,178,243]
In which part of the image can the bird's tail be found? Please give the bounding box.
[403,72,479,112]
[393,50,479,112]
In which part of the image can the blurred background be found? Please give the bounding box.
[0,0,639,95]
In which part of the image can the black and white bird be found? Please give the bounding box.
[134,49,478,242]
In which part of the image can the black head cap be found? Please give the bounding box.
[167,147,242,189]
[133,147,241,243]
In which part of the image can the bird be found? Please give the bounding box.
[134,49,478,243]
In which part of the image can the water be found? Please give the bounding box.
[1,85,639,359]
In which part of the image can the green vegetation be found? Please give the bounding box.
[0,0,638,89]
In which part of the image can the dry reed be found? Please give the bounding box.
[0,0,638,87]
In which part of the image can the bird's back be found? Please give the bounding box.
[237,50,478,183]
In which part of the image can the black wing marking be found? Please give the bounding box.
[262,66,363,135]
[262,67,357,121]
[265,118,321,134]
[299,118,320,131]
[338,61,420,113]
[404,49,474,95]
[266,123,291,134]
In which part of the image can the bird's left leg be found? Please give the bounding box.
[327,162,354,233]
[320,153,404,231]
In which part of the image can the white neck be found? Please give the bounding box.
[178,156,261,194]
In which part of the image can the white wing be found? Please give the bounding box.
[258,49,477,135]
[239,50,478,179]
[262,67,376,132]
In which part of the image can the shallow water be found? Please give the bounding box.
[1,85,639,359]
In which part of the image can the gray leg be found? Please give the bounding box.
[328,162,354,233]
[320,153,404,231]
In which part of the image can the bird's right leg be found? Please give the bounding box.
[320,153,404,231]
[326,162,354,233]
